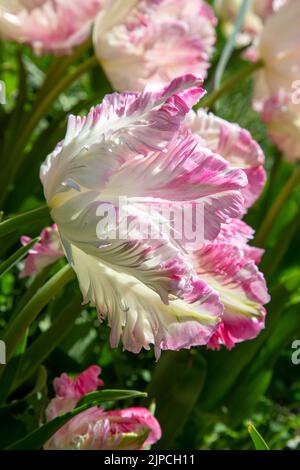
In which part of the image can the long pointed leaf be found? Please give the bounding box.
[0,237,39,278]
[0,206,49,237]
[77,389,147,407]
[146,351,206,449]
[6,389,147,450]
[1,265,75,362]
[248,423,270,450]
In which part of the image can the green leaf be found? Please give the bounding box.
[248,423,270,450]
[0,206,50,238]
[0,237,39,278]
[11,295,82,392]
[5,388,147,450]
[0,356,22,405]
[5,402,97,450]
[2,264,75,362]
[77,389,147,407]
[199,284,288,413]
[146,350,207,449]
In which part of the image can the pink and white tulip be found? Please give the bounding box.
[0,0,102,53]
[253,1,300,110]
[194,219,269,350]
[40,75,251,358]
[261,90,300,162]
[185,109,266,207]
[45,366,161,450]
[93,0,217,91]
[20,224,63,277]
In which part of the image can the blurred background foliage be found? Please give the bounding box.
[1,3,300,449]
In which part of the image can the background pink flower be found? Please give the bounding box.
[261,90,300,162]
[93,0,217,91]
[253,0,300,110]
[45,366,161,450]
[20,224,64,277]
[0,0,102,53]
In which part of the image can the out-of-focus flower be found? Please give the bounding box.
[93,0,217,91]
[45,367,161,450]
[0,0,102,53]
[185,109,266,207]
[261,90,300,161]
[47,365,104,421]
[193,219,269,350]
[214,0,287,47]
[253,1,300,109]
[40,75,249,358]
[20,224,63,277]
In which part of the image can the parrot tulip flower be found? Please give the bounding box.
[40,75,251,358]
[93,0,217,91]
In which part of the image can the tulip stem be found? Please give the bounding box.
[255,164,300,247]
[0,205,50,237]
[214,0,252,90]
[201,60,264,109]
[1,264,75,362]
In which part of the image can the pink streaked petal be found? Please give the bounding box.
[103,130,247,242]
[208,309,266,350]
[218,219,264,264]
[105,407,162,447]
[193,218,270,350]
[186,109,266,206]
[40,75,204,204]
[51,193,195,305]
[68,244,221,359]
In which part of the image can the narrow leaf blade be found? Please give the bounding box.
[248,423,270,450]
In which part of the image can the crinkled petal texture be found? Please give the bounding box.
[193,219,270,350]
[20,224,64,277]
[45,367,161,450]
[0,0,102,53]
[253,1,300,109]
[40,76,249,358]
[93,0,217,91]
[261,90,300,162]
[186,109,266,207]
